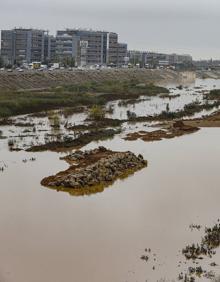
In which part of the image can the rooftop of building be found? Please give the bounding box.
[58,28,117,35]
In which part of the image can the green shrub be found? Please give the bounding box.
[89,105,105,120]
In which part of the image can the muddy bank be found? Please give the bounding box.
[151,107,220,130]
[41,146,147,196]
[124,121,199,142]
[184,110,220,127]
[66,118,125,131]
[26,129,119,152]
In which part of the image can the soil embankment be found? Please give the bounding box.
[0,69,195,91]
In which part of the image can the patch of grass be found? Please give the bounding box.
[0,80,168,118]
[0,91,102,118]
[89,105,105,121]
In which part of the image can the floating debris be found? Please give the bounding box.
[189,224,202,231]
[141,255,149,262]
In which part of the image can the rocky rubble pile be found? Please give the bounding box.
[62,146,109,162]
[41,147,147,190]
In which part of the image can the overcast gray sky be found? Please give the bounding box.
[0,0,220,60]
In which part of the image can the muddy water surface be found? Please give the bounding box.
[107,78,220,120]
[0,79,220,282]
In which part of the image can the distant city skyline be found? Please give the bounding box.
[1,0,220,60]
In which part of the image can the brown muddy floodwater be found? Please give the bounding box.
[0,79,220,282]
[0,129,220,282]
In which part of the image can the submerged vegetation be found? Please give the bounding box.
[67,118,124,131]
[0,79,168,118]
[178,221,220,281]
[182,222,220,260]
[26,128,120,152]
[89,105,106,121]
[208,89,220,100]
[127,100,220,122]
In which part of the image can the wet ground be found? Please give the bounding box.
[0,78,220,282]
[1,78,220,151]
[106,78,220,120]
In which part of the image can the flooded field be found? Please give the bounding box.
[106,78,220,120]
[0,78,220,282]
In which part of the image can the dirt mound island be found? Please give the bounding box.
[41,146,147,196]
[124,121,199,142]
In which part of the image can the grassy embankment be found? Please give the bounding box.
[0,80,168,118]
